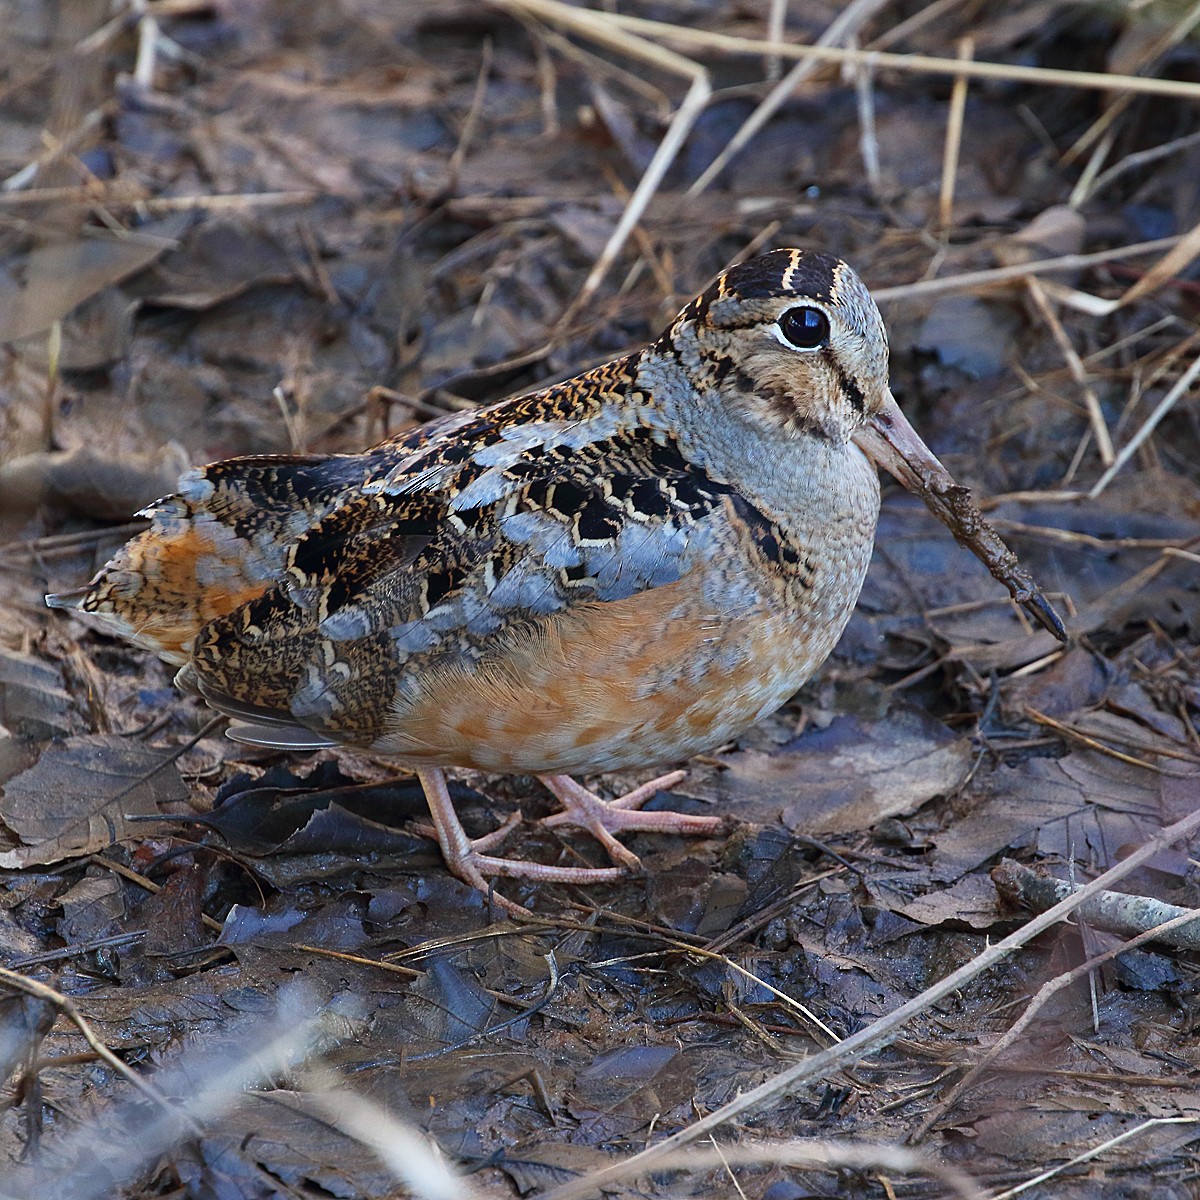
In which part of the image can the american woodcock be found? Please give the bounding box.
[49,250,1065,913]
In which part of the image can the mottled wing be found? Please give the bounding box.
[187,357,753,750]
[44,419,456,664]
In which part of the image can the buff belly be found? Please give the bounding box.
[373,571,860,775]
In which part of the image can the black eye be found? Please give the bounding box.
[778,306,830,350]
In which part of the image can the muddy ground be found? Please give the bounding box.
[2,2,1200,1197]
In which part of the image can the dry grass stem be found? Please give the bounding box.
[140,190,319,211]
[1024,707,1174,772]
[687,0,891,196]
[1087,129,1200,202]
[1025,706,1199,765]
[2,103,111,192]
[868,0,967,52]
[1031,217,1200,316]
[854,43,881,196]
[519,19,672,115]
[494,0,711,324]
[979,490,1088,507]
[1089,347,1200,497]
[937,37,974,231]
[1068,126,1116,208]
[605,14,1200,102]
[1024,276,1115,464]
[131,0,161,90]
[295,944,424,978]
[1061,0,1200,164]
[871,236,1179,303]
[307,1081,480,1200]
[1113,216,1200,310]
[764,0,786,82]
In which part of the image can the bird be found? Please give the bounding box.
[48,249,1065,913]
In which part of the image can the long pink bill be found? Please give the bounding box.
[853,390,1068,642]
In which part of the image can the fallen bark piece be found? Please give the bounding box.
[992,857,1200,950]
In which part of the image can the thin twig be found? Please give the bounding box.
[0,965,198,1127]
[558,1137,987,1198]
[914,901,1200,1141]
[992,1116,1200,1200]
[994,860,1200,950]
[295,945,423,979]
[447,37,494,194]
[1087,129,1200,202]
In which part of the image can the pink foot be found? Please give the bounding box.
[416,769,628,916]
[537,770,722,869]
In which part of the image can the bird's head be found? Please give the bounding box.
[667,248,890,445]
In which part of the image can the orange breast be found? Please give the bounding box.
[375,575,824,774]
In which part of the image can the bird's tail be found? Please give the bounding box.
[46,452,375,663]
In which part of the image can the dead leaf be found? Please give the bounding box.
[893,873,1001,929]
[993,205,1086,266]
[0,735,190,867]
[715,703,972,835]
[0,443,189,520]
[930,750,1165,884]
[0,227,179,346]
[0,647,74,738]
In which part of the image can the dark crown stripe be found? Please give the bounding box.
[715,248,839,303]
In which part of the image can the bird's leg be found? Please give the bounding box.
[415,768,629,913]
[536,771,723,869]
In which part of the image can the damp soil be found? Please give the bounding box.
[2,3,1200,1198]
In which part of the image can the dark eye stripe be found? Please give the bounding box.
[829,359,865,414]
